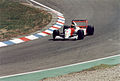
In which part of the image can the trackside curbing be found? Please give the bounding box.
[0,0,65,48]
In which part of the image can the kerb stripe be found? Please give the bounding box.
[19,37,30,41]
[57,21,64,24]
[42,31,51,35]
[58,16,64,19]
[52,26,59,29]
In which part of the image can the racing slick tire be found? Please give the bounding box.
[53,30,60,39]
[87,25,94,35]
[77,30,84,40]
[63,25,69,34]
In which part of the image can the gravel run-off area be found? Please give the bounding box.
[40,65,120,81]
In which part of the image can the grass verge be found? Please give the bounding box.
[0,0,52,41]
[41,64,117,81]
[83,64,116,71]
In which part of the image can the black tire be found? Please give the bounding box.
[87,25,94,35]
[77,30,84,40]
[63,25,69,34]
[53,30,59,39]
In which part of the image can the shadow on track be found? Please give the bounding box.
[49,39,77,41]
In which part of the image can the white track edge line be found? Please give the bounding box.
[0,0,119,79]
[0,54,120,79]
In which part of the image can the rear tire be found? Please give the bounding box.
[77,30,84,40]
[87,25,94,35]
[53,30,59,39]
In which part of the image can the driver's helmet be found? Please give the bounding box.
[71,24,75,28]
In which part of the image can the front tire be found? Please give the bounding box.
[63,25,69,34]
[77,30,84,40]
[53,30,59,39]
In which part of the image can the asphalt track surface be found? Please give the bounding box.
[0,0,120,76]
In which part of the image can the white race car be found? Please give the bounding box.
[53,20,94,40]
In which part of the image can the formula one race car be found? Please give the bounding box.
[53,20,94,40]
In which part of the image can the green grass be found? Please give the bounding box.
[41,64,117,81]
[0,0,52,41]
[83,64,116,71]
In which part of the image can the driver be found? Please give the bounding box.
[71,23,75,28]
[70,23,75,36]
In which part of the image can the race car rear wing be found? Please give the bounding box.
[72,20,88,28]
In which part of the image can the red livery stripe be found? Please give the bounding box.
[70,28,75,36]
[19,37,30,41]
[42,31,51,35]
